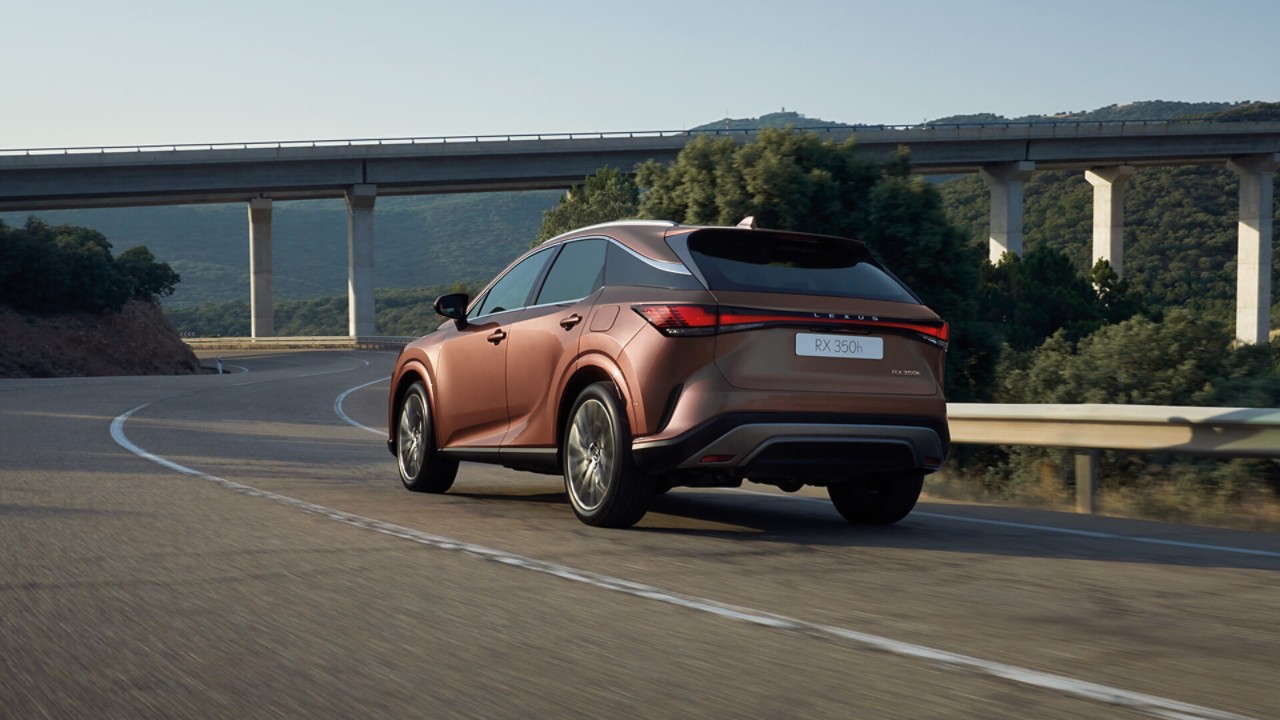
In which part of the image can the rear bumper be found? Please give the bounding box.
[631,412,948,478]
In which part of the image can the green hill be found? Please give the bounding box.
[692,110,850,131]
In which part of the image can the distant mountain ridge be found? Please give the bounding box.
[693,101,1262,130]
[927,100,1250,124]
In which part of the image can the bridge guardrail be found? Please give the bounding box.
[947,403,1280,512]
[185,336,415,351]
[5,119,1278,157]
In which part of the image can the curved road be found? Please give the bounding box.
[1,350,1277,719]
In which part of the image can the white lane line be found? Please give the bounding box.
[109,405,1254,720]
[334,376,390,436]
[224,364,250,374]
[725,489,1280,559]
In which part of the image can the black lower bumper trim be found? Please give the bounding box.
[631,412,949,475]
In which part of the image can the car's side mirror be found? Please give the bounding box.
[434,293,469,328]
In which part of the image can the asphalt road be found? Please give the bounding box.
[1,350,1277,719]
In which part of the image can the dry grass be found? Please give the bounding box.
[925,468,1280,533]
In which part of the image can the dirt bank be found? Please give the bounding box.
[0,300,200,378]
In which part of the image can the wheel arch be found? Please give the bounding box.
[556,359,631,469]
[391,359,438,447]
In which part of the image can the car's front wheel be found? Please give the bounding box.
[827,471,924,525]
[397,382,459,493]
[563,382,651,528]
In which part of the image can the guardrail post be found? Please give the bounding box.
[1074,449,1100,514]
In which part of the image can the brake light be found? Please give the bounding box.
[906,320,948,349]
[633,304,719,336]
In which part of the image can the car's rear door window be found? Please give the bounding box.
[682,229,918,303]
[535,239,607,305]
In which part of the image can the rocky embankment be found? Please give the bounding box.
[0,300,201,378]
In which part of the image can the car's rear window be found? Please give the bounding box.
[683,229,918,303]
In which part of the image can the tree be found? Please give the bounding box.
[1089,258,1146,324]
[0,218,181,314]
[979,247,1113,352]
[636,129,880,237]
[116,246,181,302]
[535,166,639,244]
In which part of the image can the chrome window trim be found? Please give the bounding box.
[607,237,694,276]
[543,219,677,245]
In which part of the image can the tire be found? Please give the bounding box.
[827,471,924,525]
[563,382,652,528]
[396,382,459,493]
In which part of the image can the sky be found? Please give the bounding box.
[2,0,1277,149]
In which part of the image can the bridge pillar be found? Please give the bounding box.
[1227,154,1278,345]
[346,184,377,337]
[979,161,1035,264]
[1084,165,1134,278]
[247,197,273,338]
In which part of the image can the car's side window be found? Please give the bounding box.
[473,249,553,318]
[535,239,607,305]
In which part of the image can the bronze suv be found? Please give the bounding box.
[388,220,949,528]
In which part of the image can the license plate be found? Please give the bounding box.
[794,333,884,360]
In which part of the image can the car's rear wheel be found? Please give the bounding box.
[397,382,458,493]
[827,471,924,525]
[563,382,651,528]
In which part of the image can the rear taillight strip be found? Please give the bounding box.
[633,304,949,346]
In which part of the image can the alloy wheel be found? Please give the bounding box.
[398,392,426,481]
[566,398,614,512]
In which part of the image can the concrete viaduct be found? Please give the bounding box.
[1,121,1277,341]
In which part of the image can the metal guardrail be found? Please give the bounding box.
[2,118,1273,157]
[184,336,415,351]
[947,403,1280,512]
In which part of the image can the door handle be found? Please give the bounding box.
[486,329,507,345]
[559,313,583,330]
